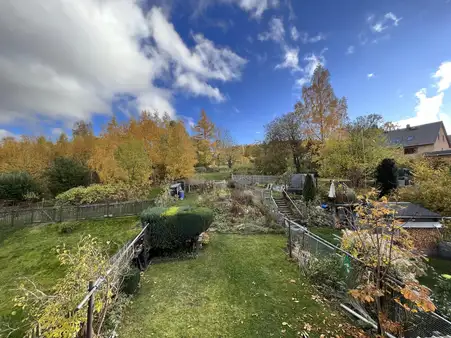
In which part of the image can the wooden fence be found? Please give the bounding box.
[0,200,154,227]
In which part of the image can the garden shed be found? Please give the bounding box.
[388,202,443,253]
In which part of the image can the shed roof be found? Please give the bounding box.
[387,202,441,219]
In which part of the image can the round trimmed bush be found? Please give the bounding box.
[141,206,213,251]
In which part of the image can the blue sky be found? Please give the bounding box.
[0,0,451,144]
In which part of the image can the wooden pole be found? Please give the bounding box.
[86,281,94,338]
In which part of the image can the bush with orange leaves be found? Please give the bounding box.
[341,190,435,336]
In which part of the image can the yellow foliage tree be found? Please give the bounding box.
[192,110,217,167]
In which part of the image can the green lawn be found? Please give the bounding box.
[0,217,140,334]
[420,256,451,290]
[119,234,354,338]
[310,227,342,244]
[195,171,231,181]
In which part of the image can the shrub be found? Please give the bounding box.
[294,200,334,227]
[121,266,141,295]
[303,174,316,203]
[231,164,255,175]
[47,157,90,196]
[335,184,357,204]
[304,255,347,299]
[375,158,398,198]
[0,171,40,201]
[195,166,207,173]
[433,275,451,319]
[400,159,451,215]
[57,222,80,234]
[206,166,220,173]
[55,183,151,205]
[141,206,213,250]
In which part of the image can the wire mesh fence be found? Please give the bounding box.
[0,200,155,227]
[284,218,451,338]
[26,223,149,338]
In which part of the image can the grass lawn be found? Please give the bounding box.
[0,217,140,334]
[119,234,355,338]
[195,171,231,181]
[310,227,342,244]
[420,256,451,290]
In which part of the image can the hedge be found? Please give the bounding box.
[141,206,213,250]
[0,171,40,201]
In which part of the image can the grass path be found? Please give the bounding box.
[119,234,354,338]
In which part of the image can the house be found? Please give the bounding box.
[385,121,451,156]
[388,202,443,253]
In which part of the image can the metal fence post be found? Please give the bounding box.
[59,205,63,223]
[76,206,79,221]
[288,220,292,258]
[86,281,94,338]
[31,209,34,224]
[11,210,15,227]
[106,201,110,218]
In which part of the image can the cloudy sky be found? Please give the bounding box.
[0,0,451,143]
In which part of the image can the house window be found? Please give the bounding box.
[407,136,414,141]
[404,147,417,155]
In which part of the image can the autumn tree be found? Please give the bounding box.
[158,120,197,180]
[71,120,95,165]
[297,65,348,142]
[265,110,311,173]
[342,192,435,335]
[216,129,237,168]
[253,141,290,175]
[317,114,405,186]
[114,138,151,183]
[193,110,217,167]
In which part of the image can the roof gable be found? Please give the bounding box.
[385,121,445,147]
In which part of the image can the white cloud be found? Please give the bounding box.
[193,0,279,19]
[385,12,402,26]
[346,45,355,55]
[369,12,402,33]
[295,50,327,87]
[0,129,16,139]
[258,17,285,43]
[291,26,299,41]
[434,61,451,92]
[300,32,326,44]
[0,2,246,128]
[397,89,444,128]
[175,72,225,101]
[179,115,196,128]
[51,128,64,136]
[275,47,300,72]
[234,0,279,18]
[367,73,375,79]
[397,61,451,131]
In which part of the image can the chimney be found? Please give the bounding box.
[406,124,411,129]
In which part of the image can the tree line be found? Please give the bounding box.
[0,111,250,202]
